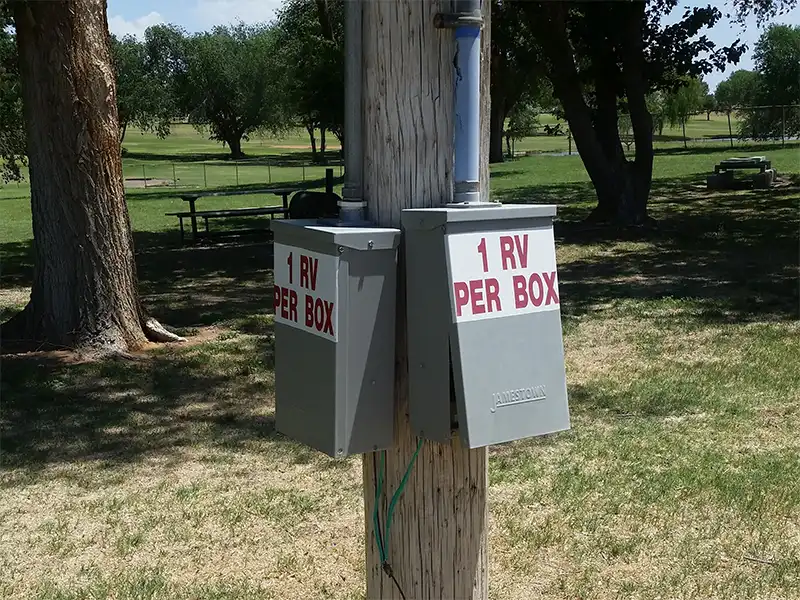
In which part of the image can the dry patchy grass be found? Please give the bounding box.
[2,178,799,599]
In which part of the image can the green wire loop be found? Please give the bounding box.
[372,438,425,567]
[373,451,387,563]
[383,438,424,559]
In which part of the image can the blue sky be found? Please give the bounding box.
[107,0,799,91]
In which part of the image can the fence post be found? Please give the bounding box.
[568,130,572,155]
[302,165,306,181]
[172,163,177,188]
[235,161,240,187]
[727,112,733,149]
[142,164,147,188]
[682,120,687,149]
[782,105,786,148]
[268,163,272,184]
[203,163,207,188]
[325,167,334,194]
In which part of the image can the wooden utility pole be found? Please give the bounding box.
[360,1,491,598]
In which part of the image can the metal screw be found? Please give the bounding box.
[337,246,344,254]
[368,240,374,249]
[337,448,344,456]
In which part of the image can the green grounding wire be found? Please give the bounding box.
[374,438,424,563]
[372,450,387,563]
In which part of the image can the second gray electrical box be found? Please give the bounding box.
[272,220,401,457]
[402,204,570,448]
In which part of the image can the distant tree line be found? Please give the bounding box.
[1,0,342,180]
[106,0,343,161]
[2,0,797,221]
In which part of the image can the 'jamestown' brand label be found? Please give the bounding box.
[491,385,547,412]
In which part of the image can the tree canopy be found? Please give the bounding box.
[110,34,174,142]
[273,0,344,161]
[0,10,24,182]
[176,23,286,158]
[715,69,762,109]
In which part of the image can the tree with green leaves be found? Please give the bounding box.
[504,101,540,157]
[510,0,795,225]
[664,77,707,147]
[177,22,286,159]
[489,0,548,163]
[742,24,800,139]
[702,92,716,120]
[274,0,344,162]
[715,69,762,110]
[0,9,24,182]
[110,34,174,143]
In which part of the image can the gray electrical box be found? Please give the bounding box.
[271,220,401,457]
[402,204,570,448]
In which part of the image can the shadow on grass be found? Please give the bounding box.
[0,326,279,474]
[124,150,344,168]
[1,173,798,472]
[652,140,799,157]
[500,175,800,324]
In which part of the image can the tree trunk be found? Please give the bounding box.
[227,135,244,159]
[319,126,327,163]
[489,47,505,164]
[616,1,653,225]
[120,120,128,144]
[361,0,489,598]
[306,124,317,160]
[489,95,506,163]
[3,0,180,354]
[521,2,651,225]
[682,119,687,149]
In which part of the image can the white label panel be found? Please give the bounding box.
[273,243,339,341]
[446,227,560,323]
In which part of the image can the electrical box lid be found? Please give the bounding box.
[402,204,557,230]
[272,219,401,251]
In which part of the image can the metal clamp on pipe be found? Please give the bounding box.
[433,0,483,30]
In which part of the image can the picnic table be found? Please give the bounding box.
[714,156,771,174]
[708,156,776,190]
[166,187,298,244]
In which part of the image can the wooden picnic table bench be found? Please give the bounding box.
[166,187,298,243]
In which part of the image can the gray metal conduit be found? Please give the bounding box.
[340,0,366,223]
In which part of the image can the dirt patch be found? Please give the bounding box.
[124,177,173,189]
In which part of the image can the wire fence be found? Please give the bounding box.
[1,159,345,193]
[507,104,800,158]
[121,160,345,191]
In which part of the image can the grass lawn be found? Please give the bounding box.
[1,132,799,599]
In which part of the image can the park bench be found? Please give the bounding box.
[707,156,776,190]
[166,187,298,244]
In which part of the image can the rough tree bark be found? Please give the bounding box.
[489,97,506,162]
[489,48,507,163]
[2,0,181,353]
[361,1,490,598]
[226,135,244,159]
[521,2,652,225]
